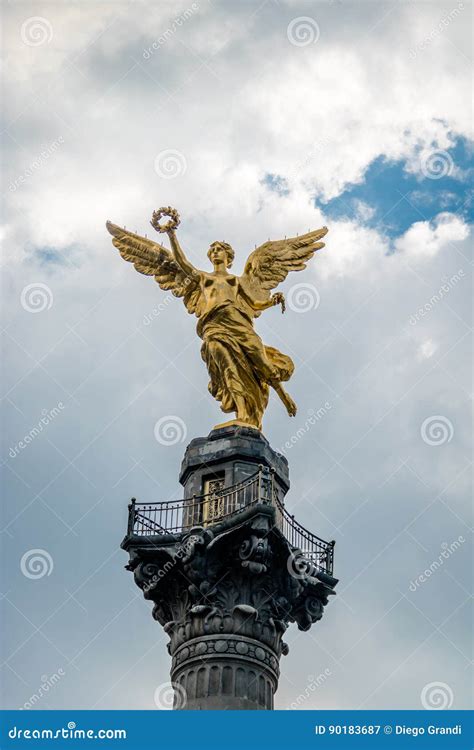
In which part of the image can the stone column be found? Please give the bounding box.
[171,634,279,710]
[122,425,337,710]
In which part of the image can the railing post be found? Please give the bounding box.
[127,498,136,536]
[257,464,263,504]
[329,540,336,575]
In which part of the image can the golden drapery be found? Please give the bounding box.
[107,217,328,428]
[198,302,294,430]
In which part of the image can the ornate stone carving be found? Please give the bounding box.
[239,534,271,573]
[124,502,337,709]
[121,426,337,709]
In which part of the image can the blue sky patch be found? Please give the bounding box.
[262,172,290,197]
[34,246,71,266]
[264,136,472,240]
[316,136,473,239]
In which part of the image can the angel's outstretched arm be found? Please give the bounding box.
[250,297,274,311]
[239,283,286,313]
[167,229,200,280]
[252,292,286,312]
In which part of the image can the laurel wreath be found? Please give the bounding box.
[150,206,181,234]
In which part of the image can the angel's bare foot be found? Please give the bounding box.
[282,392,297,417]
[272,382,297,417]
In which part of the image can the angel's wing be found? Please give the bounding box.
[240,227,328,314]
[106,221,203,316]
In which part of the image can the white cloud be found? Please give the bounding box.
[314,219,389,282]
[2,0,472,263]
[1,0,472,713]
[396,212,470,259]
[418,339,438,360]
[353,200,376,223]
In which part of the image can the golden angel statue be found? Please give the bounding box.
[106,207,327,431]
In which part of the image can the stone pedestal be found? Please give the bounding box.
[121,425,337,710]
[180,425,290,505]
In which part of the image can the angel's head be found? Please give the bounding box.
[207,241,234,269]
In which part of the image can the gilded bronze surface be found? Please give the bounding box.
[106,207,327,430]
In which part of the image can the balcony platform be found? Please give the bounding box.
[121,425,337,710]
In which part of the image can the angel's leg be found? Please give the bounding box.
[207,339,253,423]
[272,382,297,417]
[240,336,279,383]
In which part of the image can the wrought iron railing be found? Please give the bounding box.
[127,468,334,574]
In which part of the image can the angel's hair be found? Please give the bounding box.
[208,241,235,268]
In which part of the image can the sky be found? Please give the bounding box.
[1,0,472,712]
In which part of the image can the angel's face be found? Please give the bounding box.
[208,242,232,268]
